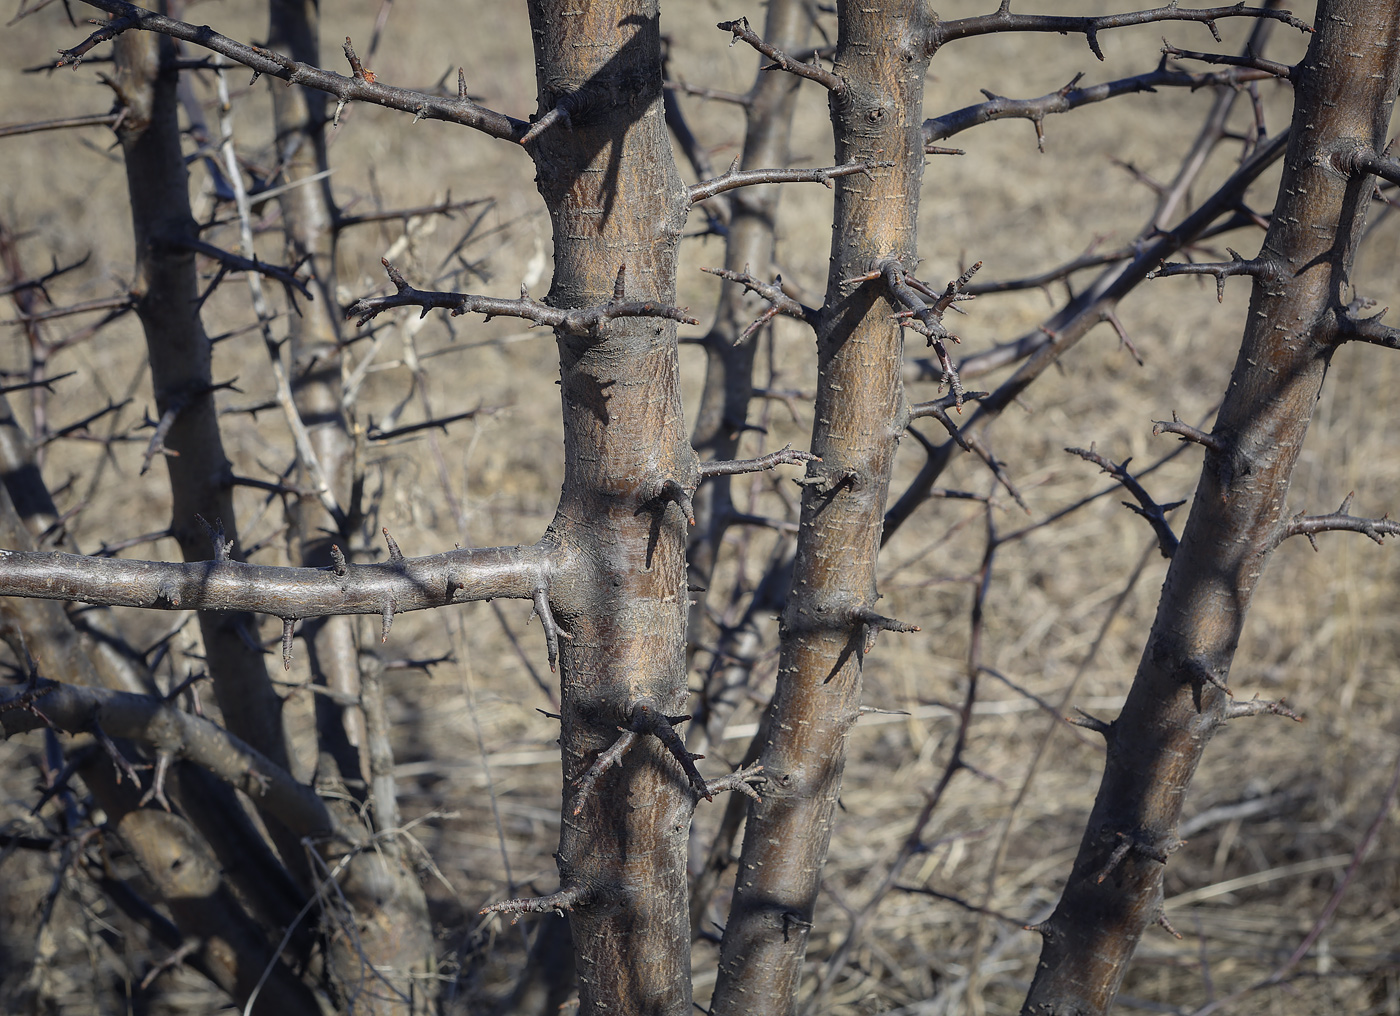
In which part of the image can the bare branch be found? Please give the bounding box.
[700,266,819,341]
[57,0,529,141]
[0,679,340,841]
[924,63,1282,150]
[347,259,698,336]
[698,445,818,478]
[0,112,122,138]
[1334,301,1400,349]
[0,540,556,619]
[688,158,890,203]
[927,5,1311,60]
[1147,246,1284,302]
[717,16,845,92]
[1066,444,1185,558]
[1334,144,1400,186]
[881,258,981,405]
[1153,410,1225,452]
[1276,492,1400,550]
[1161,42,1294,78]
[909,390,989,451]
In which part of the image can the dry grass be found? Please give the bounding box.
[2,1,1399,1014]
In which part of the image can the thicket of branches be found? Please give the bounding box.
[1,1,1398,1015]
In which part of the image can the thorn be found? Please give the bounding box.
[458,68,467,100]
[381,600,395,643]
[330,544,349,576]
[382,526,404,562]
[281,618,295,670]
[612,263,627,302]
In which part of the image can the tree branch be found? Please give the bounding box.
[697,445,817,478]
[687,158,890,203]
[0,678,340,842]
[716,16,845,92]
[1066,444,1186,558]
[927,4,1311,60]
[1147,246,1284,302]
[57,1,529,141]
[699,266,819,343]
[924,63,1282,150]
[1274,492,1400,551]
[347,259,697,336]
[0,540,556,619]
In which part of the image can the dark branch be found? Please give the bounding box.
[924,63,1282,150]
[700,266,819,343]
[716,16,845,92]
[1160,42,1294,79]
[0,679,339,841]
[1147,246,1284,302]
[347,259,697,336]
[0,112,122,138]
[58,1,529,141]
[909,391,989,452]
[1066,444,1185,558]
[927,5,1311,60]
[1153,410,1225,452]
[1335,301,1400,349]
[1275,492,1400,551]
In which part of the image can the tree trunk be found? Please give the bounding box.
[519,4,697,1013]
[1022,3,1400,1012]
[712,4,932,1013]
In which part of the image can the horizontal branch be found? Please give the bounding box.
[0,540,555,620]
[1334,302,1400,349]
[687,159,889,204]
[0,111,122,138]
[0,294,133,326]
[177,238,312,301]
[347,260,697,336]
[924,63,1282,150]
[698,445,818,479]
[927,4,1310,61]
[909,390,989,451]
[1160,42,1293,78]
[1275,493,1400,551]
[1147,246,1283,302]
[0,678,339,842]
[716,16,845,92]
[59,0,528,141]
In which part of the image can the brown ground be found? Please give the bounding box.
[2,1,1399,1014]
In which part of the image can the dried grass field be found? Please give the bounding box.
[2,0,1400,1013]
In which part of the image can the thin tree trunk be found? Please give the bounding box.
[712,4,931,1013]
[113,15,436,1011]
[516,4,698,1013]
[1022,4,1400,1012]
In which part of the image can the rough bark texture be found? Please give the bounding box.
[1021,4,1400,1013]
[521,4,696,1013]
[711,4,931,1013]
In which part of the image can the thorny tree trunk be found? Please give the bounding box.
[712,3,930,1013]
[518,3,697,1014]
[1022,3,1400,1013]
[113,15,435,1012]
[684,0,809,934]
